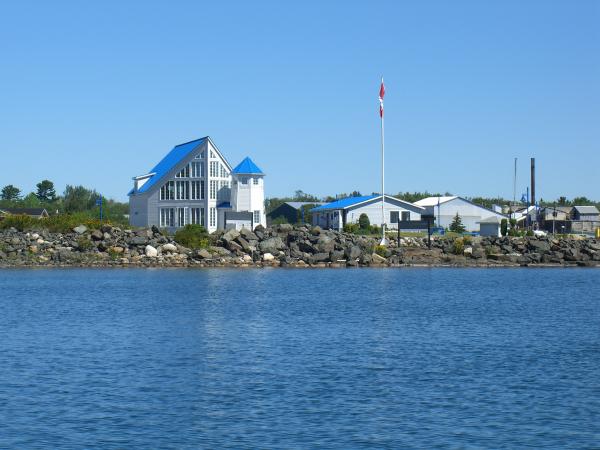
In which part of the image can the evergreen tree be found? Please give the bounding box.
[449,213,466,233]
[36,180,56,202]
[1,184,21,201]
[358,213,370,230]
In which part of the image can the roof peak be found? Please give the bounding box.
[232,156,264,175]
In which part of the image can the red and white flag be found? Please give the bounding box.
[379,78,385,117]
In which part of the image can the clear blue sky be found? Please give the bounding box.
[1,0,598,202]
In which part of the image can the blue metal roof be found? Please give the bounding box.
[232,157,263,174]
[129,137,207,195]
[311,195,379,212]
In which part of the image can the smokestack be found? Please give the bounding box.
[530,157,536,208]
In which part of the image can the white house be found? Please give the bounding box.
[414,196,507,232]
[128,136,266,233]
[311,195,425,231]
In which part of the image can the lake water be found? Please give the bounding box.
[0,268,599,449]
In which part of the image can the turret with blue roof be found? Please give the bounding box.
[231,157,264,175]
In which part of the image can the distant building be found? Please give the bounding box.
[267,201,323,225]
[311,195,425,231]
[571,205,599,222]
[478,216,502,237]
[414,196,507,232]
[128,136,266,232]
[0,208,49,219]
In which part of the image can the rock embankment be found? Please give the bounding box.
[0,223,599,268]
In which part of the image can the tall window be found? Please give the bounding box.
[176,207,188,227]
[390,211,399,223]
[210,150,215,158]
[253,210,260,225]
[175,181,189,200]
[191,207,204,226]
[209,207,216,227]
[160,208,175,227]
[191,161,203,178]
[210,161,218,177]
[210,180,217,199]
[402,211,410,221]
[160,181,175,200]
[220,164,227,178]
[191,181,204,200]
[175,165,190,178]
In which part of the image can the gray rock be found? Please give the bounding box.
[371,253,387,264]
[310,252,330,263]
[222,228,240,242]
[145,245,158,257]
[162,243,178,253]
[91,230,103,241]
[316,235,335,253]
[259,237,284,254]
[345,245,362,261]
[73,225,88,234]
[131,236,148,246]
[240,228,258,241]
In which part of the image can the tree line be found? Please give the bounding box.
[0,181,128,221]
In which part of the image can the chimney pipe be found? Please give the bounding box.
[530,157,536,208]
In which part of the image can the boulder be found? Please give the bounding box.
[73,225,88,234]
[240,228,258,241]
[131,236,148,246]
[145,245,158,257]
[193,249,212,260]
[345,245,362,261]
[91,230,104,241]
[222,228,240,242]
[371,253,387,264]
[316,235,335,253]
[259,237,284,254]
[310,252,330,263]
[162,243,178,253]
[263,252,275,261]
[310,226,322,236]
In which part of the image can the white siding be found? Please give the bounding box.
[422,198,506,231]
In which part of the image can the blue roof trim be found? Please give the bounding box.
[232,157,263,174]
[130,137,207,195]
[311,195,379,212]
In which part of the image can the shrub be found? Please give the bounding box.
[0,215,38,231]
[76,237,94,251]
[174,224,209,249]
[526,230,534,237]
[462,235,473,245]
[271,216,288,225]
[501,218,508,236]
[343,223,359,233]
[452,237,465,255]
[358,213,370,230]
[374,244,389,258]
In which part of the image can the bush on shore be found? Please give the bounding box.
[0,212,124,233]
[174,224,209,249]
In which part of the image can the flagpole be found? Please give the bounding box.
[380,99,385,245]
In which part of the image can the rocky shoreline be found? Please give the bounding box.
[1,223,599,268]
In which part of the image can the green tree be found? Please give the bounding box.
[500,218,508,236]
[62,185,99,213]
[1,184,21,201]
[358,213,370,230]
[572,196,594,205]
[449,213,466,233]
[36,180,56,202]
[21,192,42,207]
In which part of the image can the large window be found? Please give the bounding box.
[210,161,218,177]
[209,180,217,200]
[191,180,204,200]
[191,207,204,226]
[220,164,227,178]
[175,181,189,200]
[160,208,175,227]
[402,211,410,221]
[209,207,216,227]
[177,207,187,227]
[191,161,203,178]
[160,181,175,200]
[253,210,260,224]
[390,211,399,223]
[175,165,190,178]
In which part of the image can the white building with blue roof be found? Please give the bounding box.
[311,195,425,231]
[129,136,266,232]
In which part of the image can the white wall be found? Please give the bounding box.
[423,198,506,231]
[346,201,422,229]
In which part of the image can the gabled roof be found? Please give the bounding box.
[285,201,324,209]
[478,216,501,224]
[312,195,425,212]
[0,207,48,216]
[130,137,207,195]
[573,205,599,215]
[232,157,264,175]
[414,196,458,207]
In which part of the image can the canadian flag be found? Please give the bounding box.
[379,78,385,118]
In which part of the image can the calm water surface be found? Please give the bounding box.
[0,268,599,449]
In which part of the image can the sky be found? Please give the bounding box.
[1,0,598,202]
